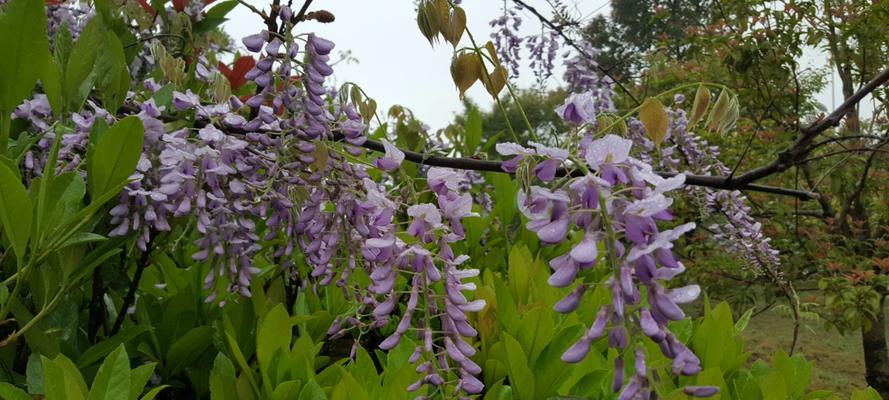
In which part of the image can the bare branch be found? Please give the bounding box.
[728,66,889,186]
[509,0,641,106]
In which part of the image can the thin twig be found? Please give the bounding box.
[510,0,641,106]
[110,243,153,336]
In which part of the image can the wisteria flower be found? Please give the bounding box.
[374,139,404,171]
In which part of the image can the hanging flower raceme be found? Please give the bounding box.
[510,131,717,398]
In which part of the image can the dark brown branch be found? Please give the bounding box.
[117,104,818,199]
[509,0,641,106]
[334,132,819,199]
[110,244,152,336]
[728,66,889,186]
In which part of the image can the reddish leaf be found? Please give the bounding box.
[205,0,216,4]
[172,0,186,12]
[136,0,157,16]
[218,56,255,91]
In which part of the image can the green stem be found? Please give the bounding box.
[503,79,538,141]
[597,193,619,274]
[0,288,65,347]
[0,263,32,321]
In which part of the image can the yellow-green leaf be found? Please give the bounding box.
[639,97,669,147]
[706,89,731,132]
[689,85,710,126]
[444,6,466,48]
[450,52,481,99]
[482,64,508,98]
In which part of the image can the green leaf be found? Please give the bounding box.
[850,388,883,400]
[77,325,151,368]
[129,363,156,400]
[64,17,104,111]
[42,354,88,400]
[87,116,144,198]
[271,381,303,400]
[501,332,535,400]
[138,386,168,400]
[760,370,788,400]
[330,371,368,400]
[54,23,75,70]
[508,246,532,303]
[166,326,215,374]
[210,353,239,400]
[734,307,754,334]
[0,383,31,400]
[88,345,132,400]
[34,171,86,245]
[298,380,326,400]
[93,30,130,112]
[465,107,482,154]
[0,0,50,113]
[257,304,292,377]
[42,60,64,116]
[0,161,32,262]
[26,353,44,395]
[225,333,260,396]
[194,0,239,33]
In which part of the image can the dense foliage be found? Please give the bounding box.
[0,1,885,400]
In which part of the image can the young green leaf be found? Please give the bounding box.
[87,116,144,198]
[465,108,482,154]
[639,97,669,148]
[0,161,33,262]
[706,89,731,132]
[298,380,326,400]
[129,363,157,400]
[42,354,89,400]
[87,345,131,400]
[0,383,31,400]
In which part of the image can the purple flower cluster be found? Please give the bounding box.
[16,96,113,176]
[489,4,562,81]
[563,40,616,105]
[509,111,716,396]
[628,108,782,276]
[324,167,486,397]
[489,7,523,76]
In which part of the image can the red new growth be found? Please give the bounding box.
[218,56,256,91]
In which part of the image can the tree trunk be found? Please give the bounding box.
[863,298,889,398]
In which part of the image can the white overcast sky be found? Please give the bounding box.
[223,1,860,130]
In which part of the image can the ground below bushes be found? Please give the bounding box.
[742,309,876,396]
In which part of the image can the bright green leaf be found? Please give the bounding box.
[87,116,144,198]
[0,161,32,262]
[88,345,132,400]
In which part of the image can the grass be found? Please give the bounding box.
[740,308,876,396]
